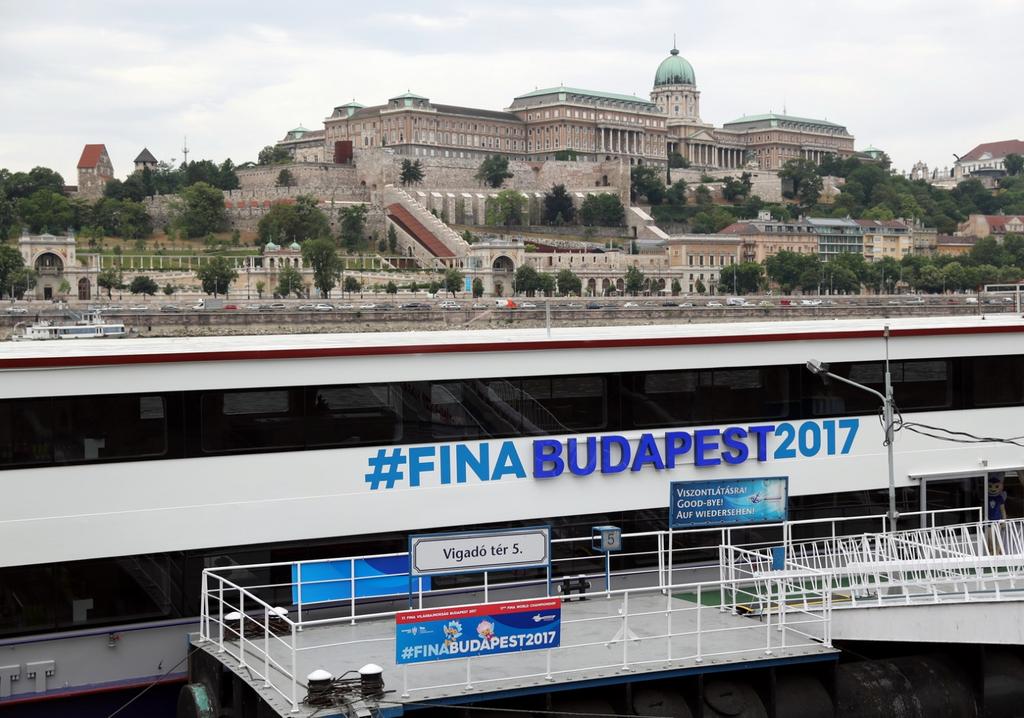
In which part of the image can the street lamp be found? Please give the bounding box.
[806,336,898,530]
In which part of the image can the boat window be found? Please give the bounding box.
[972,355,1024,408]
[305,384,403,447]
[0,398,53,467]
[201,389,304,453]
[52,394,167,463]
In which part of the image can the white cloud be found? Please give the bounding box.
[0,0,1021,182]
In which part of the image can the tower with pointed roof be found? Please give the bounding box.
[76,144,114,199]
[134,148,158,173]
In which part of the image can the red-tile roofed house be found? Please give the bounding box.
[954,140,1024,182]
[957,215,1024,239]
[76,144,114,199]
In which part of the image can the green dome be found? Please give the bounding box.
[654,47,695,86]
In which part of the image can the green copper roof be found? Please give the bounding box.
[654,47,695,86]
[723,113,846,130]
[514,85,654,106]
[390,91,428,101]
[339,101,365,108]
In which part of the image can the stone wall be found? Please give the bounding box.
[236,163,360,192]
[668,167,783,203]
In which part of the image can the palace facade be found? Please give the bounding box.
[277,46,855,172]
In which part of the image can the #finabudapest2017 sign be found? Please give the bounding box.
[395,598,561,665]
[670,477,788,528]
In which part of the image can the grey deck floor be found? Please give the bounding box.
[194,592,836,717]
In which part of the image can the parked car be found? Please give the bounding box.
[335,303,354,310]
[359,303,377,310]
[401,302,432,310]
[661,300,679,307]
[758,300,774,307]
[586,302,604,309]
[520,302,538,309]
[159,304,181,312]
[4,306,28,314]
[298,304,315,311]
[623,302,640,308]
[800,299,822,307]
[268,303,286,310]
[313,303,333,311]
[903,296,925,305]
[128,305,147,311]
[965,297,979,304]
[222,304,239,310]
[438,301,462,310]
[707,301,723,307]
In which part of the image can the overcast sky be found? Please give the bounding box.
[1,0,1020,183]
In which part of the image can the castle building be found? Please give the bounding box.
[278,47,855,172]
[76,144,114,199]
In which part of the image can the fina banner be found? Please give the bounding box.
[670,477,788,528]
[395,597,561,665]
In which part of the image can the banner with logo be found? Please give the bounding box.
[670,477,788,528]
[395,597,561,665]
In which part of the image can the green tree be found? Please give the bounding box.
[97,265,123,299]
[668,153,690,169]
[258,195,330,244]
[338,203,368,250]
[624,265,646,296]
[1004,154,1023,177]
[0,245,26,297]
[513,265,541,295]
[163,283,176,296]
[276,264,304,297]
[970,236,1010,267]
[343,275,362,296]
[217,159,240,190]
[472,277,484,298]
[486,189,526,227]
[386,280,398,295]
[387,224,399,254]
[579,194,625,226]
[475,155,513,188]
[719,262,763,294]
[258,145,292,165]
[275,169,296,188]
[443,268,465,297]
[779,158,824,207]
[17,189,73,233]
[400,159,425,186]
[721,174,752,203]
[690,206,735,234]
[537,272,556,297]
[302,237,343,297]
[195,256,238,296]
[255,280,265,298]
[670,278,682,296]
[556,269,582,296]
[765,250,819,294]
[542,184,575,225]
[129,275,159,295]
[666,180,688,206]
[695,278,706,295]
[630,165,666,204]
[172,182,227,238]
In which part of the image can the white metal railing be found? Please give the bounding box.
[200,569,831,710]
[196,508,1015,711]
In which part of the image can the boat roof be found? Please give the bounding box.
[2,315,1022,369]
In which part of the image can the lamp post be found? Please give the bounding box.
[806,329,897,530]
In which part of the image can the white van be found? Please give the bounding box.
[725,297,746,306]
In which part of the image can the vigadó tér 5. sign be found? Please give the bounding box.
[409,527,550,576]
[670,477,788,528]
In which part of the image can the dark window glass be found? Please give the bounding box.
[811,360,952,416]
[711,366,792,423]
[53,555,183,630]
[519,375,606,433]
[972,355,1024,408]
[306,384,402,447]
[630,370,705,428]
[52,394,166,463]
[0,565,55,636]
[0,398,53,467]
[201,389,303,453]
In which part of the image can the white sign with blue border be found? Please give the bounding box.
[670,477,788,528]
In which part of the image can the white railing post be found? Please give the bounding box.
[290,622,298,713]
[546,649,554,681]
[402,665,409,698]
[465,658,473,691]
[764,582,773,656]
[200,571,209,642]
[217,578,225,653]
[484,571,489,603]
[296,562,303,631]
[621,591,630,670]
[657,532,665,591]
[263,606,270,688]
[350,558,357,625]
[239,592,247,670]
[665,584,673,661]
[695,583,702,663]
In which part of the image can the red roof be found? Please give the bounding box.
[960,140,1024,163]
[718,222,757,235]
[77,144,108,169]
